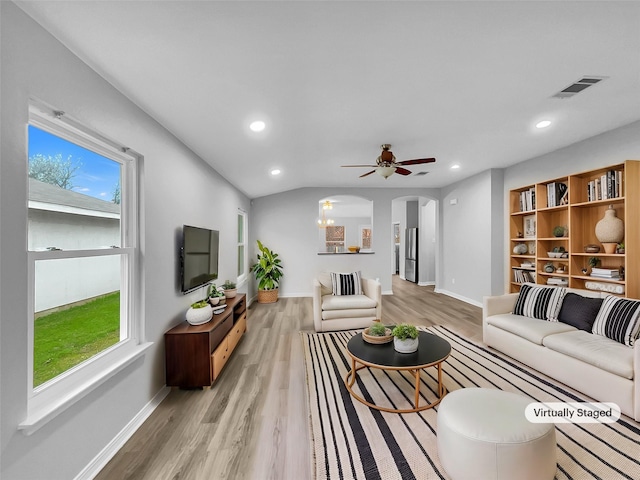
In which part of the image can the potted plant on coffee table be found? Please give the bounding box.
[362,321,392,344]
[250,239,284,304]
[392,323,419,353]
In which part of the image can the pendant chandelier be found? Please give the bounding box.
[317,200,335,228]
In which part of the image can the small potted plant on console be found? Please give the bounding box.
[222,280,237,299]
[392,323,419,353]
[208,283,225,306]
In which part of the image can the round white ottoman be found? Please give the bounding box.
[437,388,557,480]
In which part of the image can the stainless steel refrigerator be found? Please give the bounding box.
[405,228,418,283]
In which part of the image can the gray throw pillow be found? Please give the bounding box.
[557,293,603,331]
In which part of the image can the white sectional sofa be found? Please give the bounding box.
[483,285,640,421]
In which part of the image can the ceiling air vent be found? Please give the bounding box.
[414,171,429,177]
[551,76,607,99]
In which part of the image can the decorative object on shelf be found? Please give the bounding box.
[523,215,536,238]
[584,244,601,253]
[547,246,566,258]
[362,322,393,344]
[617,242,625,254]
[553,225,566,237]
[527,241,536,254]
[544,263,555,273]
[391,323,419,353]
[513,243,528,254]
[588,257,601,271]
[556,267,565,274]
[221,280,237,299]
[585,281,625,295]
[185,300,213,326]
[251,239,284,303]
[582,268,589,275]
[595,205,624,254]
[348,246,361,253]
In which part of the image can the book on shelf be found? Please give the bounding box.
[586,169,623,202]
[546,182,567,207]
[519,187,536,211]
[512,268,536,283]
[591,267,619,275]
[590,273,620,279]
[547,277,568,286]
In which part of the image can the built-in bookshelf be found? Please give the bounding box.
[509,161,639,298]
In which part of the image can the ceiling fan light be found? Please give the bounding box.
[376,166,396,179]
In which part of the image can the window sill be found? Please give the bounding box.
[19,342,153,436]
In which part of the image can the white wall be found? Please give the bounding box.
[420,200,437,285]
[438,169,504,305]
[1,4,250,478]
[250,187,439,297]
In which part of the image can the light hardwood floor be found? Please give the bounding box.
[95,276,482,480]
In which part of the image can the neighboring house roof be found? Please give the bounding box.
[28,178,120,218]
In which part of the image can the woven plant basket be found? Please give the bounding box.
[258,288,278,304]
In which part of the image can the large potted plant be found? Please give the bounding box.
[250,240,284,303]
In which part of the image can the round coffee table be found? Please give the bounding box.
[345,331,451,413]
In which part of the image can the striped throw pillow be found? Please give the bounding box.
[330,271,362,296]
[592,295,640,346]
[512,283,566,321]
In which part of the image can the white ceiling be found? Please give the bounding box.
[16,1,640,199]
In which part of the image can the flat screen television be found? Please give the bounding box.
[181,225,219,294]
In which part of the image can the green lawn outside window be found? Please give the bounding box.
[33,292,120,387]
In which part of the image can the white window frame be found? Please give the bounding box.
[237,209,248,286]
[20,101,150,435]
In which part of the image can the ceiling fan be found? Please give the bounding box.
[342,144,436,179]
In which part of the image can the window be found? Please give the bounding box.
[23,102,144,432]
[237,210,248,284]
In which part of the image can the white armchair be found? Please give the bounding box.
[313,272,381,332]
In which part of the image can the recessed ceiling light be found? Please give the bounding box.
[271,169,281,176]
[250,120,266,132]
[451,164,460,170]
[536,120,551,129]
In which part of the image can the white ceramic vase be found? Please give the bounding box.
[595,205,623,253]
[224,288,237,299]
[394,337,419,353]
[209,296,220,306]
[186,305,213,325]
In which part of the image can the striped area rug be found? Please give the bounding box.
[301,325,640,480]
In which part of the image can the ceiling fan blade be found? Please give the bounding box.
[342,164,379,168]
[359,170,377,178]
[397,158,436,166]
[395,167,412,176]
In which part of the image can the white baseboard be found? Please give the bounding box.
[418,281,435,287]
[74,386,171,480]
[434,288,483,308]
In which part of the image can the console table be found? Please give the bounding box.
[165,294,246,388]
